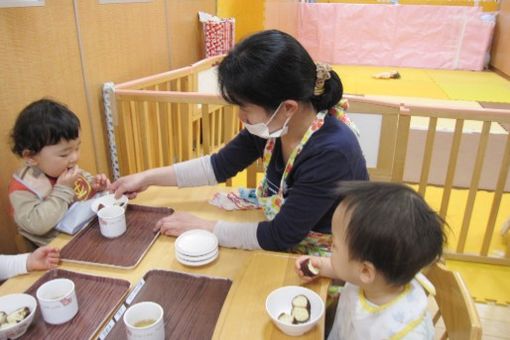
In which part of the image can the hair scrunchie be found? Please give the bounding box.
[314,62,332,96]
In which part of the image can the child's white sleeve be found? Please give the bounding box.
[0,253,29,281]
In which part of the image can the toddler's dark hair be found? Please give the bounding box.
[218,29,343,113]
[336,181,446,286]
[11,99,81,156]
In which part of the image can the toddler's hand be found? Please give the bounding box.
[56,166,81,188]
[92,173,111,192]
[295,255,321,283]
[27,246,60,272]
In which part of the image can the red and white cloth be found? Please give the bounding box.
[199,12,235,58]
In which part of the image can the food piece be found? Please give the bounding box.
[0,322,17,330]
[97,203,106,211]
[0,311,7,325]
[291,306,310,324]
[291,295,310,310]
[300,258,319,277]
[277,312,295,325]
[6,307,30,324]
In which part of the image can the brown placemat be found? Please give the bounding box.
[24,269,130,339]
[100,270,232,340]
[61,204,173,268]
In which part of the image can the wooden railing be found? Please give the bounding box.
[107,58,510,266]
[112,55,240,174]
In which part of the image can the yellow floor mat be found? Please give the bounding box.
[332,64,510,103]
[446,259,510,305]
[333,65,450,99]
[436,82,510,102]
[419,185,510,305]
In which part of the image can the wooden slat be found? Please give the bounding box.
[202,104,211,155]
[136,100,154,169]
[433,310,442,324]
[405,103,510,123]
[129,100,144,172]
[444,251,510,266]
[116,89,227,105]
[160,81,175,165]
[116,100,135,175]
[480,132,510,255]
[439,119,464,219]
[211,108,217,150]
[418,116,438,196]
[194,119,201,157]
[180,103,193,161]
[426,263,482,340]
[151,84,164,168]
[169,79,182,162]
[391,108,411,182]
[158,99,174,166]
[374,113,399,182]
[216,108,226,148]
[115,66,194,90]
[457,121,491,253]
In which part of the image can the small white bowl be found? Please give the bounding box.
[265,286,325,337]
[91,194,128,214]
[0,293,37,339]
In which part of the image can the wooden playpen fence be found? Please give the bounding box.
[105,56,510,266]
[109,55,240,175]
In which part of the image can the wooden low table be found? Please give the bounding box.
[0,186,330,339]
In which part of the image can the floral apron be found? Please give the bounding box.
[255,100,355,310]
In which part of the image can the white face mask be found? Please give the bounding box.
[244,103,291,139]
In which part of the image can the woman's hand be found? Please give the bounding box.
[110,172,149,199]
[27,246,60,271]
[92,173,111,192]
[154,211,217,237]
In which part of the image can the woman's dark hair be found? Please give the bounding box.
[336,181,446,286]
[10,98,81,156]
[218,29,343,113]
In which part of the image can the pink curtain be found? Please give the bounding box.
[296,3,495,70]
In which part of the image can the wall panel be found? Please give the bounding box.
[0,2,91,254]
[167,0,216,68]
[491,0,510,77]
[75,0,171,177]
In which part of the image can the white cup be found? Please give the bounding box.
[123,301,165,340]
[36,278,79,325]
[97,205,127,238]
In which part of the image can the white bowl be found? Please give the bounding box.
[0,293,37,340]
[265,286,325,337]
[91,194,128,214]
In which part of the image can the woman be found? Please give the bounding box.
[111,30,369,252]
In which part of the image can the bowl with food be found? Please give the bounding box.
[265,286,325,337]
[0,293,37,340]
